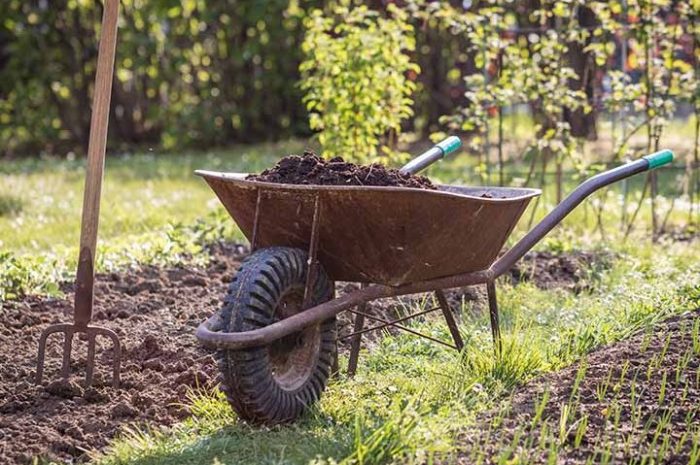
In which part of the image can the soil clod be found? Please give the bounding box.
[508,250,613,293]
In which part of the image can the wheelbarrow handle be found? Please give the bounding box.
[399,136,462,175]
[490,150,674,278]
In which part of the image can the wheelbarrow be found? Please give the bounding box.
[195,141,673,424]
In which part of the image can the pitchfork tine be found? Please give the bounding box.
[36,323,71,385]
[94,326,121,388]
[85,332,97,386]
[35,324,121,388]
[60,329,74,380]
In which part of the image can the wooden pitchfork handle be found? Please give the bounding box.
[74,0,120,326]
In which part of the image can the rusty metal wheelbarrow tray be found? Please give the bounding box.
[195,171,540,286]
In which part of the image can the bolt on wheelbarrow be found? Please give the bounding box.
[195,141,673,425]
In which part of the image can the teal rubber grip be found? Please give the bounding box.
[436,136,462,155]
[643,149,673,169]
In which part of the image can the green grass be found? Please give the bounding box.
[3,138,699,464]
[0,140,305,255]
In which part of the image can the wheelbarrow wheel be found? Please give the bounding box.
[216,246,336,424]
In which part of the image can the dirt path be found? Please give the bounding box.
[452,309,700,464]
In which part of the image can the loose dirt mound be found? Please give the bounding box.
[452,309,700,464]
[509,250,613,293]
[0,243,246,465]
[247,151,436,189]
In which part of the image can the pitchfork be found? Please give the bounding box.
[36,0,122,388]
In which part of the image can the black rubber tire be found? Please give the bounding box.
[216,246,336,424]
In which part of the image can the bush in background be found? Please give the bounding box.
[300,2,418,164]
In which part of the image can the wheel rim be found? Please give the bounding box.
[267,288,321,391]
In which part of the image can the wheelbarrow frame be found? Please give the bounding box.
[196,152,673,367]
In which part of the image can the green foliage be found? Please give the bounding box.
[0,251,61,301]
[462,332,546,391]
[0,211,236,303]
[341,401,420,465]
[300,2,419,164]
[424,0,593,165]
[594,1,698,162]
[0,0,318,155]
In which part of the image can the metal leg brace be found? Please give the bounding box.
[486,281,502,356]
[435,290,464,351]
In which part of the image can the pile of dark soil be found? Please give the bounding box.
[247,151,436,189]
[508,250,614,293]
[0,243,246,464]
[451,309,700,464]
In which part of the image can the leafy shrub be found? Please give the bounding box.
[300,2,419,164]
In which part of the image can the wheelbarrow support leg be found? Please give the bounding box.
[486,281,502,356]
[347,288,367,378]
[435,290,464,351]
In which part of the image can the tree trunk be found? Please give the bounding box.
[564,6,598,140]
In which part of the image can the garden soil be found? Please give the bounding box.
[451,308,700,464]
[0,243,246,464]
[0,245,609,464]
[508,250,614,293]
[247,151,436,189]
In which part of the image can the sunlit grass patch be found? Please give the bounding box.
[0,141,305,301]
[0,140,303,256]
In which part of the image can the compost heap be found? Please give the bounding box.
[247,151,436,189]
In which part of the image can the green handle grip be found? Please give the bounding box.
[436,136,462,155]
[643,150,674,169]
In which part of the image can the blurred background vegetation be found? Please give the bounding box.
[2,0,693,158]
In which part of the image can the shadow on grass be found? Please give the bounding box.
[109,423,352,465]
[98,393,354,465]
